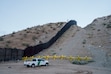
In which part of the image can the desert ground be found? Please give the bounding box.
[0,59,111,74]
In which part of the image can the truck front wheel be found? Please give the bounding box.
[45,63,49,66]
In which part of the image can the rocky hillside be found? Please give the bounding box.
[0,22,66,49]
[37,15,111,68]
[37,15,111,56]
[85,15,111,51]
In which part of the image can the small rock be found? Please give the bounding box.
[8,66,11,68]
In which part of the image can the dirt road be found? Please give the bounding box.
[0,60,111,74]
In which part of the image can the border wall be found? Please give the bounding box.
[0,48,24,62]
[24,20,77,57]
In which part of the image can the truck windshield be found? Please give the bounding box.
[32,59,36,61]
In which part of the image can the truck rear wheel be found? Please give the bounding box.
[27,65,30,68]
[31,64,35,68]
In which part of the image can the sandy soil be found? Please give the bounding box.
[0,60,111,74]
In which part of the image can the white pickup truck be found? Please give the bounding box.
[24,58,49,67]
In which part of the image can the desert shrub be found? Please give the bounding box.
[97,29,101,31]
[82,39,86,44]
[36,32,39,34]
[92,28,96,30]
[6,40,11,44]
[72,57,94,65]
[59,48,62,51]
[5,44,11,48]
[0,37,4,41]
[87,33,93,38]
[77,29,80,31]
[52,52,56,55]
[11,34,14,37]
[24,29,27,31]
[22,43,29,47]
[32,36,37,41]
[5,44,9,48]
[103,18,106,20]
[39,41,42,44]
[12,32,15,34]
[106,24,111,28]
[103,23,106,26]
[91,26,95,30]
[42,30,45,33]
[72,60,88,65]
[59,22,64,25]
[20,38,23,40]
[93,19,98,22]
[103,23,111,28]
[27,27,30,30]
[52,28,56,30]
[19,33,22,35]
[26,31,30,33]
[72,60,94,65]
[45,31,48,34]
[23,34,27,37]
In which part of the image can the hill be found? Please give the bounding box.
[0,15,111,68]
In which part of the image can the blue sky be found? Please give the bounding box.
[0,0,111,36]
